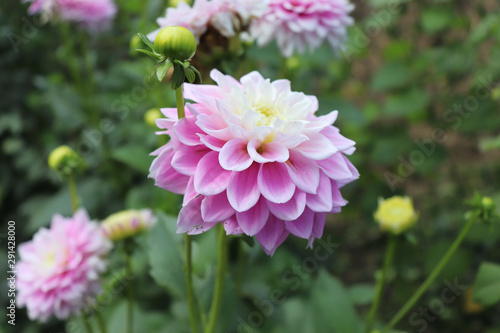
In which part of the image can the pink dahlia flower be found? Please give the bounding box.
[17,209,112,321]
[23,0,117,33]
[251,0,354,57]
[149,69,358,256]
[148,0,268,42]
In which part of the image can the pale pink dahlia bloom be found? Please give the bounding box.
[17,209,112,321]
[148,0,268,42]
[251,0,354,57]
[149,69,358,256]
[23,0,117,32]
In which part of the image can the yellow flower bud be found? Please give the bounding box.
[154,26,197,61]
[48,145,86,178]
[374,196,418,235]
[144,108,163,128]
[101,209,156,241]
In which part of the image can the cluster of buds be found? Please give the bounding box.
[136,26,201,89]
[465,193,498,224]
[48,145,87,178]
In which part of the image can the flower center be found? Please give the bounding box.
[254,104,281,126]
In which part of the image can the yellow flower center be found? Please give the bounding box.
[254,104,281,126]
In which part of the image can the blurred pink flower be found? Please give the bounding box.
[150,70,358,255]
[24,0,117,33]
[251,0,354,57]
[17,209,112,321]
[148,0,268,42]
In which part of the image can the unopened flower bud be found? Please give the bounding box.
[144,108,163,128]
[101,209,156,241]
[154,26,197,61]
[374,196,418,235]
[48,145,86,178]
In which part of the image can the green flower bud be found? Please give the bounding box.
[144,108,163,128]
[48,145,86,178]
[154,26,197,61]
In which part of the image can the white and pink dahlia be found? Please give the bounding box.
[17,209,112,321]
[149,0,268,42]
[251,0,354,57]
[149,69,358,256]
[24,0,117,32]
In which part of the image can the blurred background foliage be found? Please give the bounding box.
[1,0,500,332]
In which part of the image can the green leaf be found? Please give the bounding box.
[311,269,363,333]
[171,62,185,90]
[348,284,375,305]
[184,67,196,83]
[189,66,203,83]
[473,262,500,306]
[421,8,455,33]
[370,63,412,92]
[384,88,430,118]
[136,48,160,59]
[156,59,172,81]
[137,33,155,51]
[147,213,186,298]
[111,145,153,174]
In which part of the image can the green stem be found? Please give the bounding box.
[382,213,479,333]
[365,235,397,333]
[175,86,185,119]
[186,235,200,333]
[60,23,82,93]
[235,239,246,293]
[205,224,228,333]
[80,31,98,125]
[68,175,79,213]
[125,246,134,333]
[82,313,93,333]
[96,311,108,333]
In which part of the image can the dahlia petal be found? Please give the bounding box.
[267,190,306,221]
[236,197,270,236]
[255,215,289,256]
[258,162,295,203]
[304,111,338,132]
[307,212,327,248]
[198,134,226,152]
[331,181,348,208]
[285,208,315,239]
[201,192,235,223]
[248,139,290,163]
[183,177,197,205]
[150,147,189,194]
[223,216,243,235]
[194,151,231,195]
[227,163,261,212]
[177,195,204,234]
[296,133,338,160]
[317,152,353,181]
[172,145,210,176]
[219,138,253,171]
[285,149,320,194]
[306,172,333,212]
[321,126,356,152]
[172,117,201,146]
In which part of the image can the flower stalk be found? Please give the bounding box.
[365,235,397,333]
[381,211,480,332]
[124,240,135,333]
[205,224,228,333]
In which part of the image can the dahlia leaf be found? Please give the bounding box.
[137,33,155,51]
[184,67,196,83]
[171,62,185,90]
[473,262,500,306]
